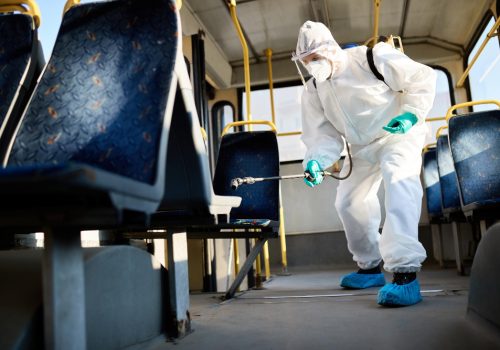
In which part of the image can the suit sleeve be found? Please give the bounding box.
[301,82,344,170]
[373,43,437,124]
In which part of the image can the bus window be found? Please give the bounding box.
[467,16,500,112]
[242,84,307,162]
[425,68,454,145]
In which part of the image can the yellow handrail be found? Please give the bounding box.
[422,143,437,153]
[435,125,448,139]
[200,127,208,142]
[372,0,381,47]
[263,48,277,280]
[0,4,27,13]
[425,116,446,122]
[265,48,276,125]
[278,131,302,137]
[222,120,277,136]
[228,0,252,128]
[457,16,500,88]
[63,0,79,13]
[2,0,41,27]
[445,99,500,121]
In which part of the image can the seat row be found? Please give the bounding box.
[422,101,500,274]
[0,1,282,348]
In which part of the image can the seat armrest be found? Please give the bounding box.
[208,194,241,216]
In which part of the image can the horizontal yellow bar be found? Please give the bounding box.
[0,4,27,13]
[422,143,437,153]
[222,120,277,136]
[425,116,446,122]
[2,0,40,27]
[435,125,448,139]
[445,99,500,121]
[63,0,80,14]
[277,131,302,137]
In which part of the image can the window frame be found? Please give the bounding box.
[428,64,456,112]
[237,80,306,164]
[463,10,498,111]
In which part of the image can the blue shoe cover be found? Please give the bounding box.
[340,272,386,289]
[377,279,422,306]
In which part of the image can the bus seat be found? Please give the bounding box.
[422,148,443,221]
[468,222,500,332]
[422,147,447,267]
[213,130,280,222]
[151,80,241,227]
[436,135,462,216]
[0,0,180,346]
[448,110,500,219]
[0,12,44,159]
[200,130,281,299]
[0,0,179,228]
[436,134,468,274]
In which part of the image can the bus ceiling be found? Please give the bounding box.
[179,0,496,88]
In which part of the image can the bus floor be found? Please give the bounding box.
[145,264,500,350]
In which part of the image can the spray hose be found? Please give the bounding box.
[230,142,353,190]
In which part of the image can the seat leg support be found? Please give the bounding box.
[451,221,465,275]
[225,238,267,300]
[43,229,86,350]
[166,231,191,338]
[431,224,444,267]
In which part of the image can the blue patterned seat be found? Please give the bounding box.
[448,110,500,218]
[150,83,241,226]
[436,135,462,217]
[213,130,280,223]
[0,0,179,229]
[422,148,443,221]
[0,12,44,157]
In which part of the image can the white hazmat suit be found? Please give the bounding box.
[295,21,436,273]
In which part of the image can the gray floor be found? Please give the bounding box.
[144,266,500,350]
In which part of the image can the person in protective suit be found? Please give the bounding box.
[292,21,436,306]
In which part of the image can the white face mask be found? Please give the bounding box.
[306,59,332,82]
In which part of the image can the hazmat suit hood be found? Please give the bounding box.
[292,21,348,78]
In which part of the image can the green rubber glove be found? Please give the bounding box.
[304,160,324,187]
[383,112,418,134]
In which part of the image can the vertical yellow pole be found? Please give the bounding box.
[233,238,240,290]
[279,205,289,275]
[265,48,276,125]
[229,0,262,288]
[373,0,381,43]
[229,0,252,130]
[263,48,274,280]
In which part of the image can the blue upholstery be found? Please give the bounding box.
[7,0,178,185]
[436,135,461,212]
[0,14,34,127]
[213,131,280,221]
[448,110,500,208]
[422,149,442,217]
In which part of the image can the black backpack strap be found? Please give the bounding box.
[367,47,386,83]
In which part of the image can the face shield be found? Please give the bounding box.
[291,41,336,88]
[291,21,347,90]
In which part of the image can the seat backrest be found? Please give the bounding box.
[448,110,500,207]
[0,13,41,154]
[213,131,280,221]
[436,135,461,211]
[158,85,217,214]
[422,148,442,217]
[5,0,178,186]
